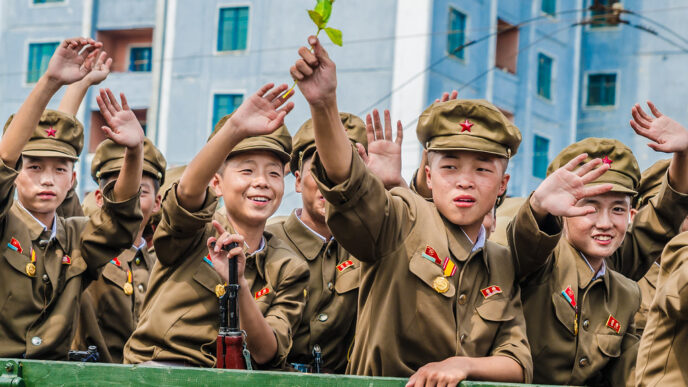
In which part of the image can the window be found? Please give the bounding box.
[495,20,519,74]
[537,53,553,99]
[213,94,244,130]
[590,0,621,28]
[532,135,550,179]
[129,47,152,72]
[541,0,556,16]
[218,7,249,52]
[447,8,467,60]
[33,0,63,3]
[587,73,617,106]
[27,42,59,83]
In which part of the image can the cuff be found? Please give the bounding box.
[101,179,142,214]
[310,145,370,210]
[160,182,218,235]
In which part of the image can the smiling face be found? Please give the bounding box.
[425,150,509,234]
[295,154,326,225]
[212,151,285,228]
[15,156,75,217]
[563,192,632,261]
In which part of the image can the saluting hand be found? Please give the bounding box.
[291,36,337,107]
[631,101,688,153]
[96,89,145,149]
[207,220,247,282]
[357,109,405,189]
[228,83,294,139]
[45,38,102,85]
[530,153,613,218]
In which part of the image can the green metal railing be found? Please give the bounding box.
[0,358,563,387]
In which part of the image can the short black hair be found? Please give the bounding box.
[98,172,161,194]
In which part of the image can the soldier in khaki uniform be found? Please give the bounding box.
[266,113,367,373]
[291,37,532,384]
[508,103,688,385]
[0,38,145,359]
[71,137,167,363]
[124,83,310,369]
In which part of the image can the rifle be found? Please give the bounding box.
[214,241,252,369]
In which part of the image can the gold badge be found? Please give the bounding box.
[123,283,134,295]
[215,284,226,298]
[433,276,449,293]
[26,263,36,277]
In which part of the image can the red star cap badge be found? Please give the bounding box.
[45,127,57,137]
[460,120,473,133]
[602,155,613,166]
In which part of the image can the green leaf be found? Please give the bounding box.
[324,27,343,46]
[307,10,325,29]
[315,0,333,24]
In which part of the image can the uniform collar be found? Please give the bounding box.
[461,225,486,253]
[133,239,147,251]
[281,209,329,261]
[214,208,268,278]
[571,245,609,293]
[441,215,488,271]
[16,201,57,241]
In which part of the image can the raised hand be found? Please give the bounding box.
[290,36,337,107]
[228,83,294,138]
[82,51,112,86]
[434,90,458,103]
[45,38,102,85]
[530,154,613,218]
[96,89,145,149]
[356,109,405,189]
[630,101,688,153]
[207,220,247,283]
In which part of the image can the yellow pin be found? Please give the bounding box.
[123,282,134,295]
[433,276,449,294]
[25,263,36,277]
[215,284,226,298]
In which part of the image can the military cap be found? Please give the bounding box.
[547,137,640,195]
[634,159,670,209]
[3,109,84,160]
[290,112,368,173]
[209,114,291,164]
[91,137,167,184]
[416,99,521,158]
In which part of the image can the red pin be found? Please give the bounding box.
[602,156,613,166]
[460,120,473,133]
[45,127,57,137]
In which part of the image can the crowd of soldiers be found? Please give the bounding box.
[0,35,686,387]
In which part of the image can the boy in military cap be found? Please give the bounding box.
[507,101,688,385]
[124,83,310,369]
[290,36,532,384]
[71,135,166,363]
[0,38,145,359]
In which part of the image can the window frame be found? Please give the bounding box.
[209,91,246,136]
[532,134,551,180]
[215,4,251,55]
[126,44,154,73]
[29,0,67,8]
[583,71,619,109]
[446,5,469,63]
[541,0,557,17]
[536,51,556,102]
[24,40,61,86]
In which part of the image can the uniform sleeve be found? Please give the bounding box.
[608,175,688,280]
[409,168,432,200]
[262,257,309,369]
[507,195,563,281]
[488,284,534,384]
[152,183,217,267]
[311,146,416,262]
[0,159,19,228]
[56,184,84,218]
[81,180,143,278]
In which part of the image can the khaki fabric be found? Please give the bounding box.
[416,99,521,158]
[634,159,670,209]
[91,138,167,184]
[209,114,291,164]
[267,210,359,373]
[311,147,532,380]
[0,161,142,359]
[72,246,156,363]
[489,197,526,247]
[56,181,84,218]
[633,263,659,337]
[123,185,309,368]
[4,110,84,160]
[508,200,643,386]
[636,231,688,386]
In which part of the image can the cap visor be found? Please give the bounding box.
[22,149,79,161]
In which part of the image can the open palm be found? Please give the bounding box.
[631,101,688,153]
[358,109,404,188]
[230,83,294,137]
[97,89,144,149]
[45,38,101,85]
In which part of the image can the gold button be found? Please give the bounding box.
[458,293,467,305]
[433,276,449,293]
[318,313,328,322]
[579,357,589,367]
[460,334,466,343]
[327,282,333,291]
[583,319,590,330]
[135,257,141,265]
[215,284,226,298]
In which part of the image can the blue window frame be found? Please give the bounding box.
[447,8,467,59]
[587,73,617,106]
[27,42,59,83]
[129,47,152,72]
[532,135,550,179]
[537,53,553,100]
[218,7,249,52]
[33,0,63,3]
[212,94,244,130]
[541,0,556,16]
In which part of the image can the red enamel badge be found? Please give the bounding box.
[460,120,473,133]
[606,315,621,334]
[255,287,270,300]
[422,246,442,265]
[110,257,121,267]
[61,255,71,265]
[8,238,22,253]
[602,155,613,166]
[45,127,57,137]
[480,285,502,299]
[563,286,577,309]
[337,260,354,272]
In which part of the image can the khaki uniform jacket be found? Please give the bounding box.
[56,185,84,218]
[123,185,309,368]
[0,160,142,359]
[267,210,360,373]
[635,231,688,386]
[311,148,533,380]
[633,263,659,336]
[72,246,156,363]
[508,200,642,386]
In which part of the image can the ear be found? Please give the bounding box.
[498,173,510,196]
[294,170,303,193]
[94,189,105,208]
[210,173,223,197]
[70,171,77,187]
[425,165,433,190]
[629,208,638,223]
[153,193,162,214]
